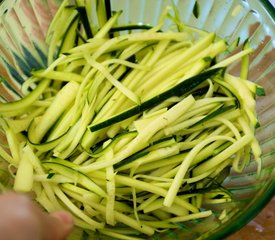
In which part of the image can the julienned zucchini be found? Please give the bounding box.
[42,159,106,197]
[89,67,223,132]
[0,2,263,240]
[0,79,51,113]
[191,104,236,127]
[89,131,138,157]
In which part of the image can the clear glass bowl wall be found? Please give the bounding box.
[0,0,274,239]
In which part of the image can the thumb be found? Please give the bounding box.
[41,211,74,240]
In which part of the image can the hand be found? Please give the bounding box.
[0,192,74,240]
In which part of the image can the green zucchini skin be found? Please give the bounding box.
[0,79,51,113]
[89,131,138,157]
[192,104,236,127]
[89,68,224,132]
[43,160,106,197]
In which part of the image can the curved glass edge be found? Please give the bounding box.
[208,1,275,239]
[260,0,275,20]
[210,2,275,238]
[208,179,275,240]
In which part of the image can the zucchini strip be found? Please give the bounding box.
[0,79,50,113]
[89,68,222,132]
[53,185,104,230]
[82,95,195,171]
[13,145,34,192]
[164,135,236,207]
[85,57,140,104]
[28,81,80,143]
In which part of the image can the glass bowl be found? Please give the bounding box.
[0,0,274,239]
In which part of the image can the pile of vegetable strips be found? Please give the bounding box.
[0,1,264,239]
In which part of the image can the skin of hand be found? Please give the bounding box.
[0,192,74,240]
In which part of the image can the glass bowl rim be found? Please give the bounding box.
[0,0,274,239]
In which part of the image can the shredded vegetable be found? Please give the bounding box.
[0,2,264,239]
